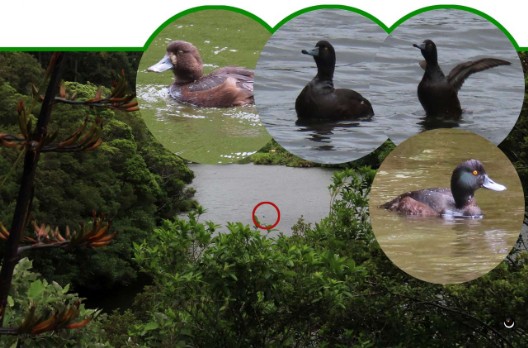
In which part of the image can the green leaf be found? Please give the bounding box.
[143,321,159,333]
[141,321,159,336]
[28,280,44,298]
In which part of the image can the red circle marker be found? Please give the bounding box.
[252,201,281,230]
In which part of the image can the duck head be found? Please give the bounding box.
[450,159,506,209]
[147,40,204,83]
[413,39,438,65]
[302,40,336,80]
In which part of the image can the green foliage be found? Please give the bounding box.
[298,167,377,262]
[0,83,24,130]
[129,211,369,347]
[0,53,196,292]
[29,52,141,89]
[247,139,317,167]
[0,53,44,95]
[0,83,25,225]
[120,166,528,347]
[0,258,111,347]
[499,52,528,205]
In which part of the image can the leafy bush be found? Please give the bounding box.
[117,165,528,347]
[0,258,111,347]
[128,208,369,347]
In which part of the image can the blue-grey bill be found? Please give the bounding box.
[483,175,506,191]
[147,54,172,73]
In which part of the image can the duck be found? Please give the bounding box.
[295,40,374,122]
[147,40,254,107]
[381,159,506,218]
[413,39,510,118]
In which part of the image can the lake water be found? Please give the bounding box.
[136,10,271,164]
[254,8,524,164]
[189,164,335,233]
[369,129,525,284]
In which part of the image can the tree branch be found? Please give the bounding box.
[17,241,71,254]
[0,327,18,335]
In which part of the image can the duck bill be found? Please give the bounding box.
[147,54,173,73]
[482,174,506,191]
[413,43,425,50]
[302,47,319,57]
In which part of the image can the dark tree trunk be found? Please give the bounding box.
[0,53,65,325]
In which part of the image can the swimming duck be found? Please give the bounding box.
[295,40,374,121]
[381,159,506,218]
[413,39,510,118]
[147,40,254,107]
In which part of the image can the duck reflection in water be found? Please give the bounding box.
[296,120,364,151]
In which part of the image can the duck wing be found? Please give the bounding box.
[447,58,510,92]
[212,67,254,91]
[179,67,253,93]
[214,66,254,79]
[170,68,254,107]
[334,89,375,119]
[184,74,230,92]
[381,188,454,215]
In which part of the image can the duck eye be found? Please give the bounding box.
[472,170,478,176]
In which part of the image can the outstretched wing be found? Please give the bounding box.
[447,58,510,92]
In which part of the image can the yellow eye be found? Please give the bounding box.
[472,170,478,176]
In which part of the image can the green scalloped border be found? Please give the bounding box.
[0,4,524,51]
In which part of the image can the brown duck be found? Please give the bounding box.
[148,40,254,107]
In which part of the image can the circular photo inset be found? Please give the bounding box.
[136,9,271,164]
[371,9,524,145]
[254,9,387,164]
[369,128,524,284]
